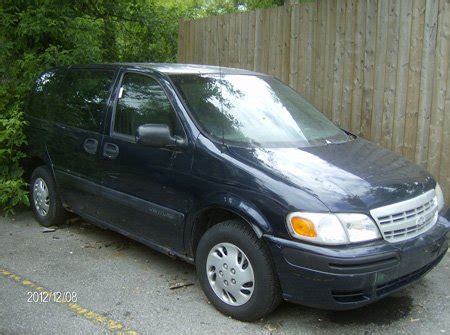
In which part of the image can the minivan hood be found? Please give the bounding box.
[227,138,435,212]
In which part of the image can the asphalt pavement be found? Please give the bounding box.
[1,211,449,334]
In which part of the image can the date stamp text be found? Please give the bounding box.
[27,291,78,303]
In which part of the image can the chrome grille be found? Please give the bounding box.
[370,189,438,243]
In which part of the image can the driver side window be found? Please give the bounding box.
[113,73,182,137]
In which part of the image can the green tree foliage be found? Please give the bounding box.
[173,0,283,18]
[174,0,311,17]
[0,0,181,214]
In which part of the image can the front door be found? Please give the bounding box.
[99,72,193,253]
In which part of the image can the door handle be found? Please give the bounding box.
[103,142,120,160]
[83,138,98,155]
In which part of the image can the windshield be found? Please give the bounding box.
[170,74,349,148]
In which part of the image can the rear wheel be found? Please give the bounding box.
[196,220,281,321]
[30,166,67,227]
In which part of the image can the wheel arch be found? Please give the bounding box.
[185,193,274,258]
[23,151,53,182]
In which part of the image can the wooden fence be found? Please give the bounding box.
[178,0,450,201]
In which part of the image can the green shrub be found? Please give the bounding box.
[0,0,181,215]
[0,104,29,216]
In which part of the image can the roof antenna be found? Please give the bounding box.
[216,16,226,153]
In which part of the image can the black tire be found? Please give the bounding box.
[196,220,282,321]
[30,166,67,227]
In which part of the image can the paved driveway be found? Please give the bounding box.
[1,211,449,334]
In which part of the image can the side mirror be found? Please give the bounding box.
[135,124,186,148]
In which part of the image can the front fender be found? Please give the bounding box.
[184,192,276,255]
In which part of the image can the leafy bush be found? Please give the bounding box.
[0,104,29,215]
[0,0,181,214]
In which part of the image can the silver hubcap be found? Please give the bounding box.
[206,242,255,306]
[33,178,50,216]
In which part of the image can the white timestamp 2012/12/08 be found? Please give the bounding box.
[27,291,77,303]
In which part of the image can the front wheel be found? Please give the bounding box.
[196,220,281,321]
[30,166,67,227]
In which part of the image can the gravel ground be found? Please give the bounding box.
[1,211,449,335]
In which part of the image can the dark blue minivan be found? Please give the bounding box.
[25,63,449,321]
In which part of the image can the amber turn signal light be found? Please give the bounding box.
[290,216,317,237]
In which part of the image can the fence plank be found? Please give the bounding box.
[428,0,450,177]
[305,4,316,101]
[313,0,327,111]
[415,0,439,166]
[177,19,185,62]
[194,19,203,64]
[381,0,401,150]
[296,4,307,96]
[281,5,291,83]
[254,9,263,72]
[210,17,219,66]
[350,0,367,135]
[240,13,249,70]
[275,7,284,79]
[331,0,346,125]
[341,0,356,130]
[260,9,270,74]
[235,14,242,68]
[289,5,300,90]
[248,11,256,70]
[272,7,281,78]
[228,14,236,67]
[439,26,450,196]
[218,15,226,66]
[188,20,195,63]
[361,0,377,139]
[371,0,389,144]
[403,0,426,160]
[392,0,413,154]
[323,0,337,119]
[204,17,211,64]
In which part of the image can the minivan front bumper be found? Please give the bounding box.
[264,209,450,310]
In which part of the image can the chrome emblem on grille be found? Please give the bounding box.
[417,216,425,226]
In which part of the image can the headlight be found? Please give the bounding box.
[336,213,382,243]
[436,183,445,212]
[286,212,381,245]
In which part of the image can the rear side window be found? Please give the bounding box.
[29,69,115,132]
[113,73,182,137]
[29,70,66,121]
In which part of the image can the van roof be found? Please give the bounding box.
[117,63,260,75]
[64,63,261,76]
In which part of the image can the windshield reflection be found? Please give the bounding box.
[171,74,349,148]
